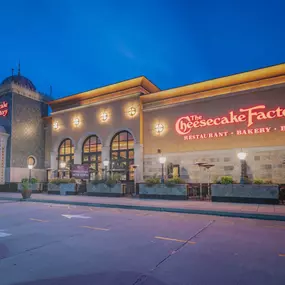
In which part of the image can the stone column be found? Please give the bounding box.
[0,131,9,184]
[134,143,143,182]
[74,148,81,164]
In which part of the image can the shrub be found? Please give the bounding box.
[220,176,233,184]
[165,177,186,187]
[50,178,76,185]
[21,180,29,191]
[105,178,117,187]
[145,175,160,187]
[253,178,264,184]
[21,178,38,184]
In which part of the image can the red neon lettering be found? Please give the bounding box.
[175,105,285,135]
[0,101,8,117]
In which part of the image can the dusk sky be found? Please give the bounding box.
[0,0,284,99]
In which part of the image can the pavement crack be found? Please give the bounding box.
[132,220,215,285]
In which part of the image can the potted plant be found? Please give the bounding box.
[48,178,76,195]
[140,175,188,200]
[21,180,32,199]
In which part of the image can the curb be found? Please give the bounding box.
[1,196,285,221]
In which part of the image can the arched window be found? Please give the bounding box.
[58,139,74,177]
[82,135,102,180]
[110,131,134,181]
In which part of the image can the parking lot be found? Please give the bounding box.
[0,200,285,285]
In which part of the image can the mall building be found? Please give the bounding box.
[1,63,285,184]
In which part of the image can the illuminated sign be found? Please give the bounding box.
[0,102,8,117]
[175,105,285,136]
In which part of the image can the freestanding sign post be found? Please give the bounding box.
[71,164,89,179]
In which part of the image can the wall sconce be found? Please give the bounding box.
[53,121,59,130]
[128,106,137,117]
[100,111,108,122]
[73,117,80,127]
[155,123,164,134]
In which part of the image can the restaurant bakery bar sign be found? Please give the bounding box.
[175,105,285,140]
[0,102,8,117]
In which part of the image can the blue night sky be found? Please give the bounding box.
[0,0,284,99]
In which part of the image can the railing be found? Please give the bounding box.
[188,183,212,200]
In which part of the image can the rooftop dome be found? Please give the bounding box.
[1,74,36,91]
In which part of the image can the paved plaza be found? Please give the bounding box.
[0,199,285,284]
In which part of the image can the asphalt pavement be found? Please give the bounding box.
[0,200,285,285]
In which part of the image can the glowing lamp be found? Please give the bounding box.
[60,161,66,169]
[100,112,108,122]
[237,150,247,160]
[73,117,80,127]
[103,159,109,167]
[159,156,166,164]
[155,123,164,134]
[128,107,136,117]
[53,121,59,130]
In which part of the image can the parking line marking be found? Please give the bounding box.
[29,218,48,223]
[155,236,196,244]
[279,254,285,257]
[81,226,110,231]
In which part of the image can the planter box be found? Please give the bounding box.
[18,183,41,193]
[211,184,279,204]
[86,183,123,197]
[139,184,188,200]
[48,183,76,195]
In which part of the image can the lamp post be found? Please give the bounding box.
[103,159,109,180]
[159,156,166,184]
[132,165,138,196]
[28,164,34,183]
[237,149,247,184]
[59,161,66,179]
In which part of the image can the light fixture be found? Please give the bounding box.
[158,155,166,183]
[155,123,164,134]
[100,111,108,122]
[53,121,59,130]
[103,159,109,180]
[60,161,66,169]
[73,117,80,127]
[128,106,137,117]
[28,164,34,170]
[103,159,109,167]
[237,150,247,160]
[159,156,166,164]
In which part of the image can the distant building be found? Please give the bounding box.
[1,63,285,184]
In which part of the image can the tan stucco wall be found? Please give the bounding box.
[143,85,285,155]
[51,96,141,151]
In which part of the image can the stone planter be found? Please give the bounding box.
[211,184,279,204]
[21,189,32,199]
[48,183,76,195]
[139,184,188,200]
[87,183,123,197]
[18,183,40,193]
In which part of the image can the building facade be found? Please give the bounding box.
[1,64,285,184]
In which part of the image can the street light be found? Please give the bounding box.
[237,149,247,184]
[131,165,138,196]
[159,156,166,183]
[28,163,34,183]
[59,161,66,179]
[103,159,109,180]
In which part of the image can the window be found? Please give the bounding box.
[82,135,102,180]
[58,139,74,177]
[110,131,134,181]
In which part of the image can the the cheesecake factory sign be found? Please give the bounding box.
[0,101,8,117]
[175,105,285,140]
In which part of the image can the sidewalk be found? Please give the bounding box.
[1,192,285,221]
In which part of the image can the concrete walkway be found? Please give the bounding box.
[1,192,285,221]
